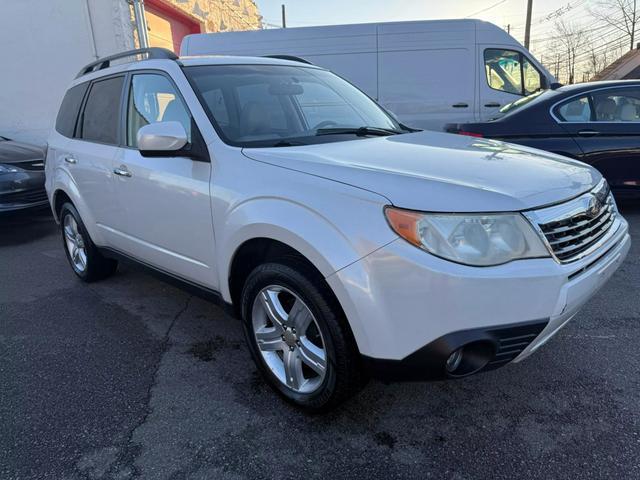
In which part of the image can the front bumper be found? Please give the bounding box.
[0,171,48,212]
[327,217,630,380]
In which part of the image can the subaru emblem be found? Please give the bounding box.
[586,195,602,218]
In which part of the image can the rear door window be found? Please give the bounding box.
[554,88,640,122]
[592,88,640,122]
[55,83,89,138]
[80,76,125,145]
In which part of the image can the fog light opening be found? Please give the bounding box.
[445,341,495,377]
[446,348,463,373]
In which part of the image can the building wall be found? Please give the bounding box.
[0,0,261,146]
[160,0,262,34]
[0,0,135,145]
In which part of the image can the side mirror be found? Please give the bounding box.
[540,76,549,90]
[137,121,188,155]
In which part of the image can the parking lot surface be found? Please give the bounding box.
[1,206,639,479]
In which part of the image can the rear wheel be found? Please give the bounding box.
[241,261,366,411]
[60,203,117,282]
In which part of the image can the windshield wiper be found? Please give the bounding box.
[315,126,402,137]
[270,139,307,147]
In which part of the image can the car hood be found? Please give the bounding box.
[242,131,600,212]
[0,140,46,164]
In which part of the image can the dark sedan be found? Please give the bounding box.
[0,136,48,213]
[446,80,640,200]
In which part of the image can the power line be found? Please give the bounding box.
[464,0,509,18]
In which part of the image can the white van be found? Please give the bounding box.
[181,19,556,130]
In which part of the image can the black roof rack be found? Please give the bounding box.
[263,54,313,65]
[76,47,178,78]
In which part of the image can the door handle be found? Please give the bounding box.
[577,129,600,137]
[452,103,469,108]
[64,155,77,164]
[484,102,501,108]
[113,166,132,177]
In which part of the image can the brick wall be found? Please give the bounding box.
[162,0,262,32]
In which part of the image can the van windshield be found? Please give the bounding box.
[184,64,404,147]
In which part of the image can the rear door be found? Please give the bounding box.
[68,75,125,246]
[479,47,544,120]
[554,86,640,195]
[113,71,216,286]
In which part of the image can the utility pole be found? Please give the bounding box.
[506,24,511,34]
[281,4,287,28]
[524,0,533,50]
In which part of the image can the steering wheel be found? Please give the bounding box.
[312,120,338,130]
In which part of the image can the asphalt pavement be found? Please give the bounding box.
[1,205,639,479]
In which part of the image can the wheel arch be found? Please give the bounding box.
[227,237,324,317]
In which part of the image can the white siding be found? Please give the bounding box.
[0,0,135,146]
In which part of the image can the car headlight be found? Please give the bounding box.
[0,163,20,174]
[384,207,550,266]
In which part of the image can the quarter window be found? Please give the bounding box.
[522,57,542,95]
[556,96,592,122]
[484,49,542,96]
[56,83,89,138]
[126,73,192,148]
[80,76,124,144]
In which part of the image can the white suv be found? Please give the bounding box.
[46,48,630,411]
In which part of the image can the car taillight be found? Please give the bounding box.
[458,131,483,138]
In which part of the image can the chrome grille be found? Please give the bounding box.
[530,180,617,263]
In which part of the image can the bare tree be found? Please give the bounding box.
[554,21,588,83]
[591,0,639,51]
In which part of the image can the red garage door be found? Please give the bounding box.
[145,0,202,54]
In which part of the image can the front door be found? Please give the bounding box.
[554,86,640,196]
[479,47,544,121]
[114,72,216,287]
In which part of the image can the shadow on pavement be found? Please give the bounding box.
[0,207,57,247]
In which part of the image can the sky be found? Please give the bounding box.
[254,0,594,45]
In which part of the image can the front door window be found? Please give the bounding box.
[126,73,192,147]
[484,49,542,96]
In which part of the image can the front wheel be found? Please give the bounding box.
[241,261,366,412]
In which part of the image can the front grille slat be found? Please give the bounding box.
[0,188,48,205]
[552,218,613,256]
[546,207,612,244]
[534,183,616,263]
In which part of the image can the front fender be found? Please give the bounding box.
[217,195,396,301]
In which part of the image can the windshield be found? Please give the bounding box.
[184,64,403,147]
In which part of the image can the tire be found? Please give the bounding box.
[241,260,366,412]
[59,202,117,282]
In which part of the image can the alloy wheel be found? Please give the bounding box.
[63,214,87,273]
[251,285,328,394]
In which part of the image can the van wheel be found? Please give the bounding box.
[241,260,366,412]
[60,203,117,282]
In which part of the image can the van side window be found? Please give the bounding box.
[126,73,192,148]
[55,83,89,138]
[484,49,542,96]
[80,76,124,145]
